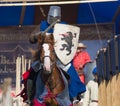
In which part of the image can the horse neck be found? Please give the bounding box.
[45,65,65,95]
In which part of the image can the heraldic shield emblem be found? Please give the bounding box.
[53,23,80,65]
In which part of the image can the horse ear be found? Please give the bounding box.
[50,34,54,40]
[29,34,37,44]
[38,33,43,45]
[49,34,54,45]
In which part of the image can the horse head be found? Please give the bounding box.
[29,32,56,74]
[39,33,56,74]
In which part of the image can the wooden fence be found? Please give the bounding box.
[97,35,120,106]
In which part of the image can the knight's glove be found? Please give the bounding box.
[31,60,42,72]
[29,32,41,44]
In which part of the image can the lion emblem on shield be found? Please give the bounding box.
[60,32,77,55]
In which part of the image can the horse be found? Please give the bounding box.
[29,33,72,106]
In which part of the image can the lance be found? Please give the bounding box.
[29,19,60,44]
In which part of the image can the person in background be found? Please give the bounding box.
[82,67,98,106]
[73,42,91,84]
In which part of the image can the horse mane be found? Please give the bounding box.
[38,33,54,45]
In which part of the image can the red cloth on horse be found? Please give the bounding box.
[16,68,32,102]
[33,89,58,106]
[33,98,73,106]
[33,99,46,106]
[22,68,32,81]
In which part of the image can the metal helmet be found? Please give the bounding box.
[47,6,61,24]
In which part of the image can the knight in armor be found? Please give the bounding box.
[17,6,64,105]
[43,6,86,103]
[20,6,62,105]
[18,6,86,106]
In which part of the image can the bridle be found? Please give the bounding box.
[41,42,56,74]
[40,43,59,91]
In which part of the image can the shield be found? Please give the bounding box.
[53,23,80,65]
